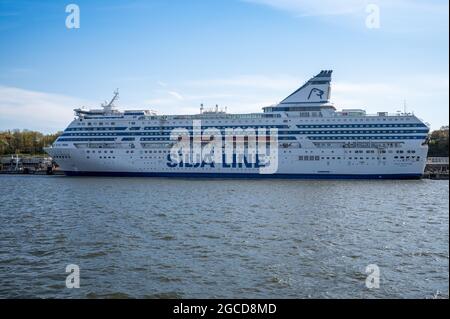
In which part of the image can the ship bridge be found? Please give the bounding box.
[74,90,157,119]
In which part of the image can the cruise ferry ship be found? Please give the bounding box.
[45,70,430,179]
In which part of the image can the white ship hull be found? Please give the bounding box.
[46,146,427,179]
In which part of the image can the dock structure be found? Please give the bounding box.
[424,157,449,180]
[0,155,54,174]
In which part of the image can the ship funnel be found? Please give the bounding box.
[279,70,332,105]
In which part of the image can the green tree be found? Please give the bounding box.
[428,126,449,157]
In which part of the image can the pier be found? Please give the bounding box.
[423,157,449,180]
[0,155,55,175]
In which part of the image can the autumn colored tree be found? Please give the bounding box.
[0,130,61,156]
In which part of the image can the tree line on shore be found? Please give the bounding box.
[0,130,61,156]
[0,127,449,157]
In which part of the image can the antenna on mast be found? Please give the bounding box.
[108,89,119,107]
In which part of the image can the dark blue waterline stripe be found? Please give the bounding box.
[63,171,423,180]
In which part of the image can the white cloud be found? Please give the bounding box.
[167,91,184,100]
[0,86,92,133]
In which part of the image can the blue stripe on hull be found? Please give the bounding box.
[63,171,423,180]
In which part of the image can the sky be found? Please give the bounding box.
[0,0,448,133]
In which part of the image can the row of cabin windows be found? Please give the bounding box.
[93,156,116,159]
[73,124,425,131]
[395,156,420,160]
[299,156,320,161]
[76,116,419,129]
[87,155,420,161]
[82,156,183,160]
[86,150,168,154]
[87,122,116,126]
[84,149,417,155]
[64,129,426,137]
[86,150,114,154]
[298,130,427,134]
[78,119,283,127]
[297,124,424,128]
[298,156,413,161]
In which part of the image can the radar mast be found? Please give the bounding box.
[102,89,119,114]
